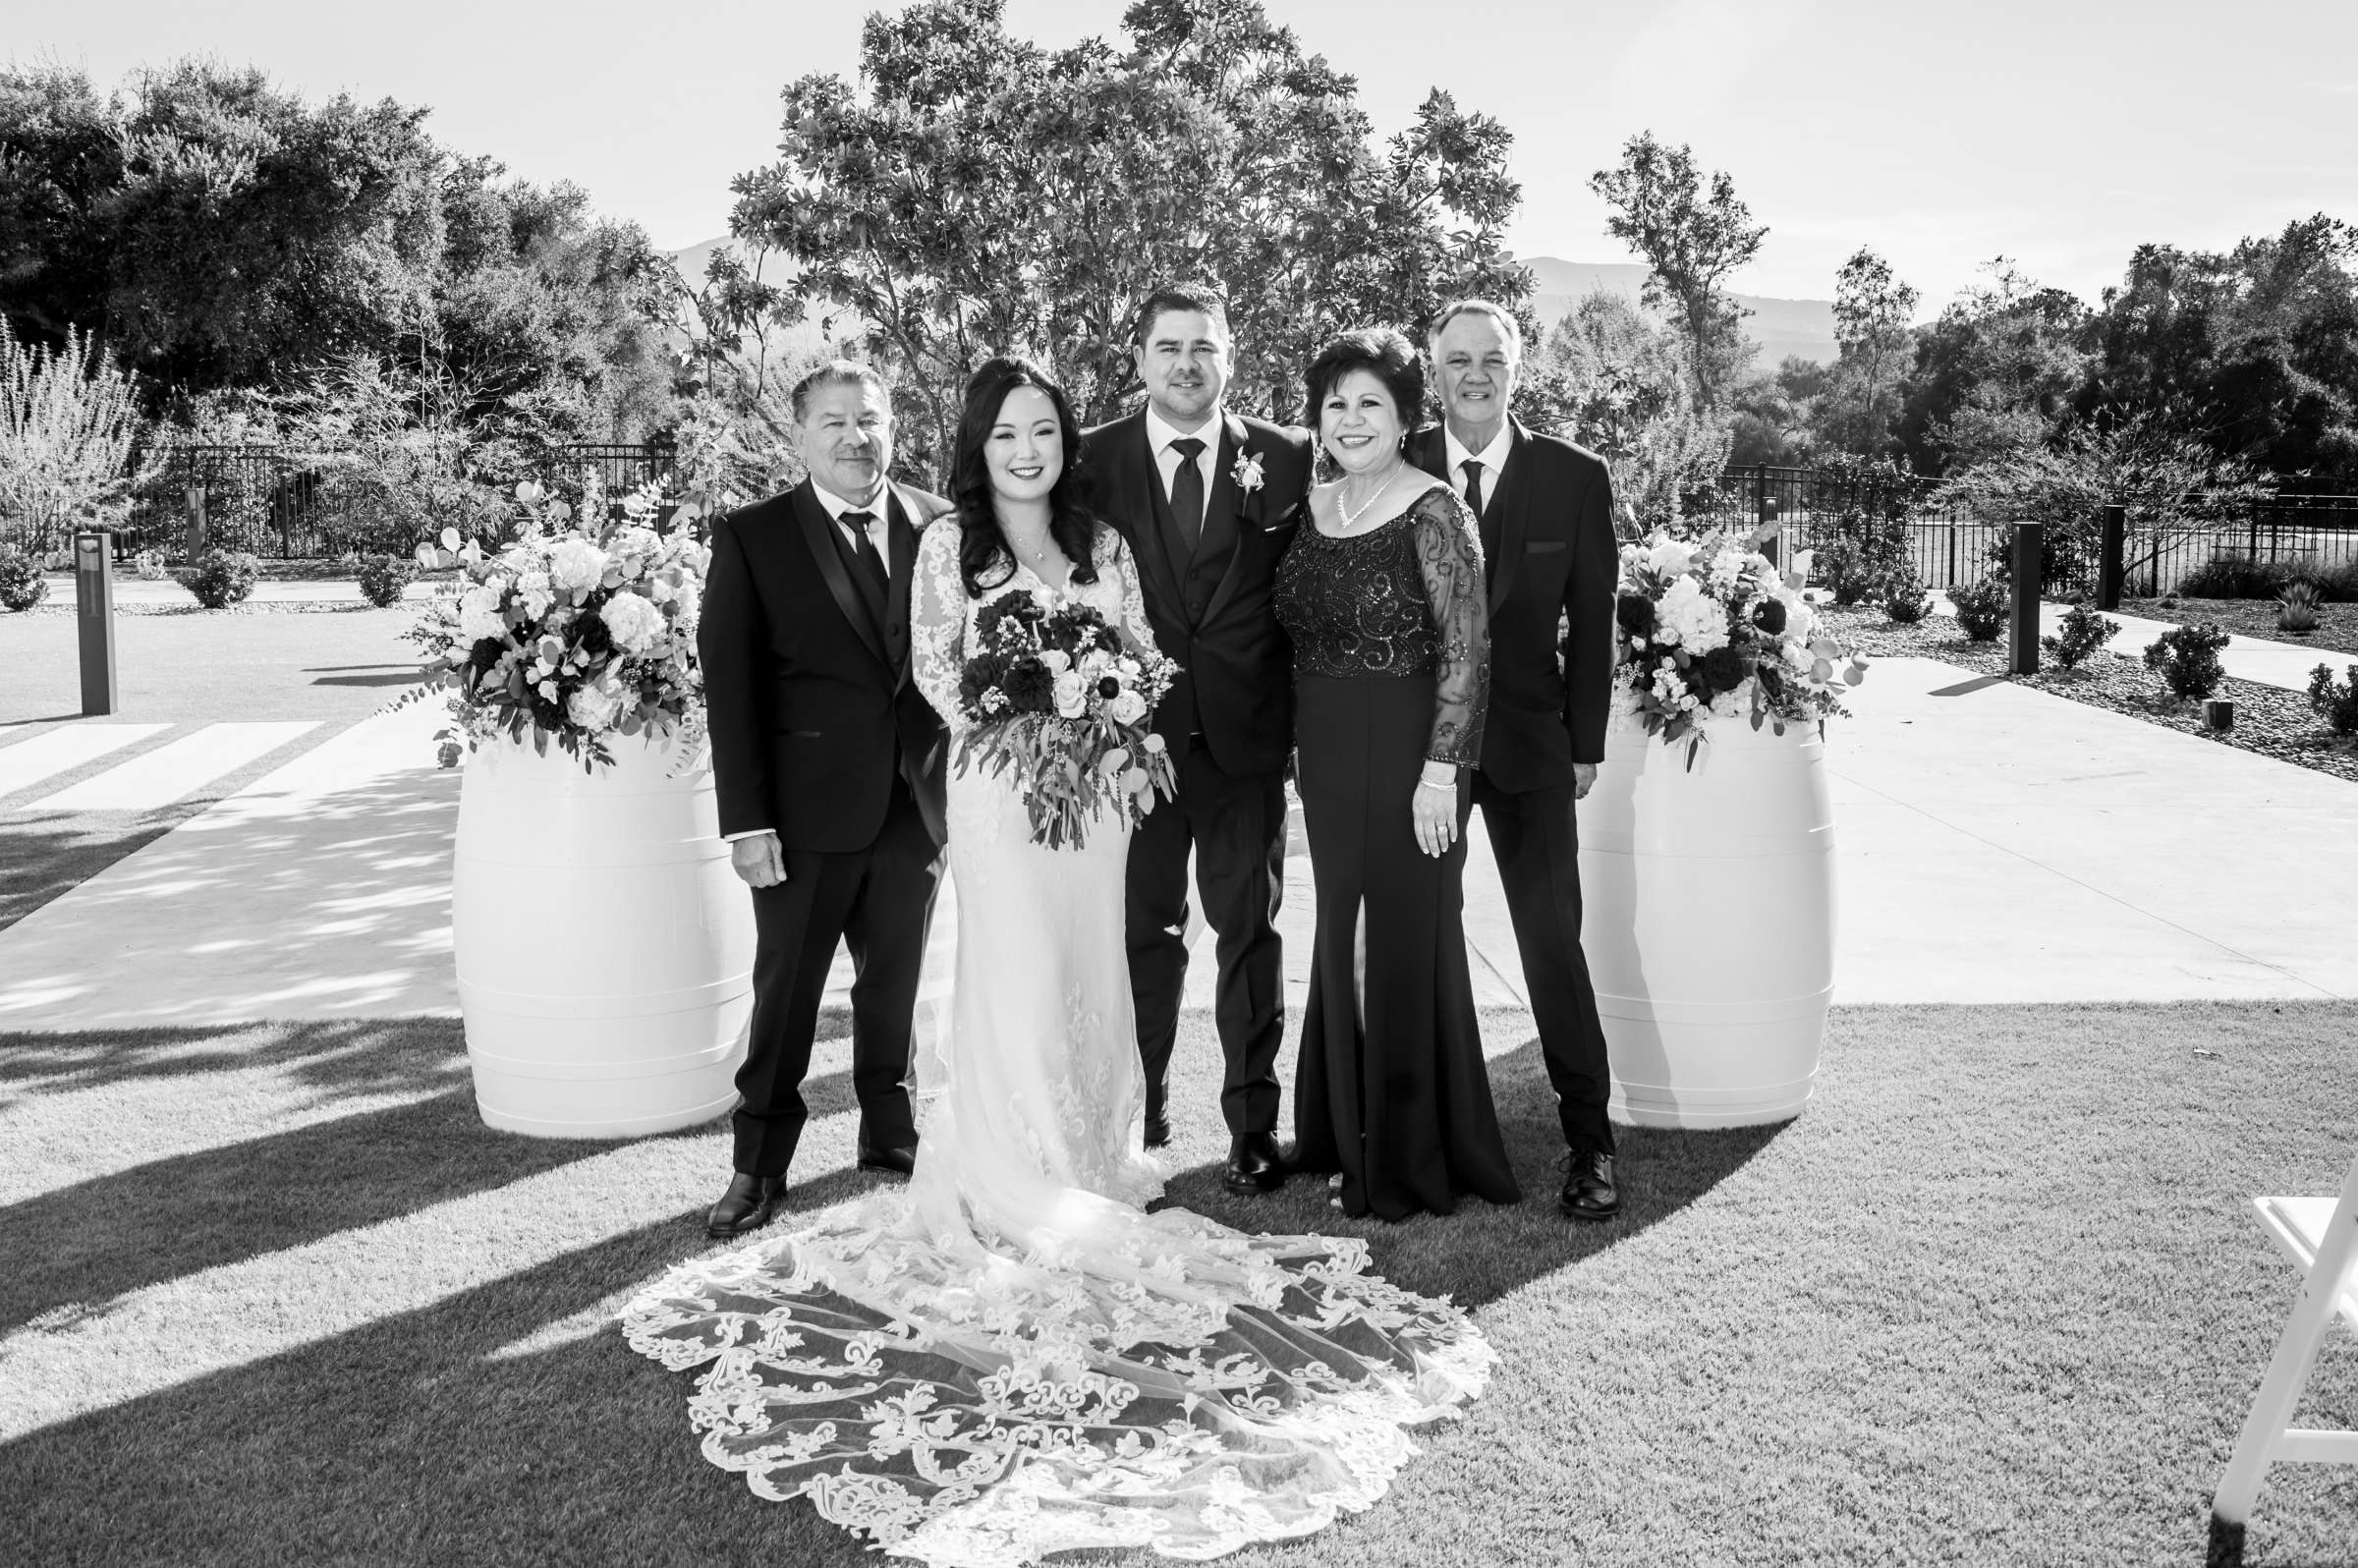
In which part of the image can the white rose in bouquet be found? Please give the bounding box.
[548,539,608,596]
[599,590,665,654]
[1110,690,1147,725]
[1052,671,1088,718]
[1656,576,1730,654]
[457,584,507,644]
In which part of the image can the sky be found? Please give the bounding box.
[7,0,2356,310]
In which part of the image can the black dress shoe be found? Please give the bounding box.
[856,1141,918,1176]
[706,1172,786,1239]
[1224,1131,1285,1195]
[1559,1148,1621,1222]
[1143,1112,1171,1149]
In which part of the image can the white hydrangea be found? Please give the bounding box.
[547,539,608,595]
[599,590,665,654]
[1648,539,1694,578]
[1656,577,1730,654]
[457,584,506,644]
[1708,548,1744,589]
[516,571,554,619]
[566,681,626,732]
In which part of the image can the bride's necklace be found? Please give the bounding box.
[1336,464,1403,530]
[1005,528,1064,587]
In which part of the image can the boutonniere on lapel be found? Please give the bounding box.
[1231,450,1265,498]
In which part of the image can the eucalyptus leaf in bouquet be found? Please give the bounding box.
[390,478,710,772]
[1613,528,1869,768]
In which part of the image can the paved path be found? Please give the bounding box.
[2,655,2352,1030]
[1934,594,2339,693]
[53,575,448,608]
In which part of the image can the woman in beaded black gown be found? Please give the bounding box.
[1274,328,1522,1222]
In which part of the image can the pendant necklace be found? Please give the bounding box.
[1338,466,1401,530]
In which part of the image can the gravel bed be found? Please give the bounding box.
[2121,596,2358,657]
[1823,607,2358,785]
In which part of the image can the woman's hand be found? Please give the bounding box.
[1412,769,1458,857]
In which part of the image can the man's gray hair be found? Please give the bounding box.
[1428,299,1524,363]
[789,360,892,424]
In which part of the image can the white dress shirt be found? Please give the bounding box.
[1145,404,1222,503]
[1441,422,1513,518]
[812,480,891,584]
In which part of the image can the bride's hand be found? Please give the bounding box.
[1412,770,1457,857]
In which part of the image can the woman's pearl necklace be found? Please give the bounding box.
[1337,463,1403,529]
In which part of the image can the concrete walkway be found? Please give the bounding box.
[2,655,2352,1031]
[1935,594,2344,693]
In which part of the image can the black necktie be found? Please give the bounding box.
[840,510,888,610]
[1462,459,1486,520]
[1168,436,1207,554]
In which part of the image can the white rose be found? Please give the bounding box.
[547,539,608,595]
[1111,690,1147,725]
[1052,672,1087,718]
[535,679,559,703]
[599,590,665,654]
[457,585,506,644]
[1041,648,1072,676]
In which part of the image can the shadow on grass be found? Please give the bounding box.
[0,1174,890,1568]
[0,813,181,933]
[1155,1035,1789,1312]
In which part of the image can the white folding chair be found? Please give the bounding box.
[2213,1149,2358,1536]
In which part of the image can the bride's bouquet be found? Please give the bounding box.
[394,479,709,770]
[954,591,1179,849]
[1613,527,1868,766]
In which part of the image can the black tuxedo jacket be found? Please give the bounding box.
[1411,420,1617,789]
[1081,410,1313,777]
[699,478,953,854]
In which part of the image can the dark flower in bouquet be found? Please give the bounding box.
[954,590,1181,850]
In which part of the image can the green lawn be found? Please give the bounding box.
[2,1002,2353,1567]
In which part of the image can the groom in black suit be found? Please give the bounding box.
[1413,300,1626,1221]
[697,361,952,1238]
[1081,283,1312,1194]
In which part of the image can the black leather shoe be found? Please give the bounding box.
[856,1141,918,1176]
[1224,1132,1285,1195]
[706,1172,786,1239]
[1558,1148,1621,1222]
[1143,1112,1171,1149]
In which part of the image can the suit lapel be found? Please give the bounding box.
[1119,414,1187,616]
[792,481,890,672]
[884,484,921,690]
[1196,412,1256,629]
[1484,422,1534,617]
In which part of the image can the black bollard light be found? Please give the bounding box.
[76,529,117,716]
[2098,503,2126,611]
[2008,522,2044,676]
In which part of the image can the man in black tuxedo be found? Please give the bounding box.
[697,361,952,1238]
[1413,300,1626,1222]
[1080,284,1312,1194]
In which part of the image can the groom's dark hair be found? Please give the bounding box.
[1133,283,1231,347]
[788,360,891,424]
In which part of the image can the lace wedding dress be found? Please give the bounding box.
[624,520,1493,1567]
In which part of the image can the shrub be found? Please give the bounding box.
[1950,577,2008,642]
[356,553,418,608]
[2177,553,2290,599]
[2277,581,2322,634]
[182,548,259,609]
[1883,564,1933,624]
[2042,603,2119,670]
[133,548,168,581]
[0,543,46,611]
[2143,622,2230,700]
[2309,664,2358,736]
[1815,535,1885,606]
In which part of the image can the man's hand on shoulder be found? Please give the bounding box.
[730,831,787,889]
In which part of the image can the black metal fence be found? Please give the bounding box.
[1687,465,2005,590]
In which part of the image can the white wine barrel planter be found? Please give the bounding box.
[452,732,753,1138]
[1578,712,1835,1128]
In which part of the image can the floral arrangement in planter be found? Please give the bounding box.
[395,479,709,771]
[1612,529,1868,766]
[953,592,1179,849]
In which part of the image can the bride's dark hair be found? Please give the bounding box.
[951,357,1099,596]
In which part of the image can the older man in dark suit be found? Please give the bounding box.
[697,361,953,1238]
[1411,300,1626,1221]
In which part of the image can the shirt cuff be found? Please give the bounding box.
[722,829,777,842]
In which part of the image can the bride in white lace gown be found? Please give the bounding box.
[624,358,1492,1566]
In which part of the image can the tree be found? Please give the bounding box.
[1894,257,2090,474]
[1726,356,1825,466]
[1535,289,1730,533]
[1819,248,1918,455]
[0,320,149,553]
[1588,132,1767,410]
[729,0,1531,480]
[0,66,123,347]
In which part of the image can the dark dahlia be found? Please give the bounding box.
[1616,593,1656,638]
[1001,660,1055,712]
[1700,645,1751,692]
[1753,597,1788,635]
